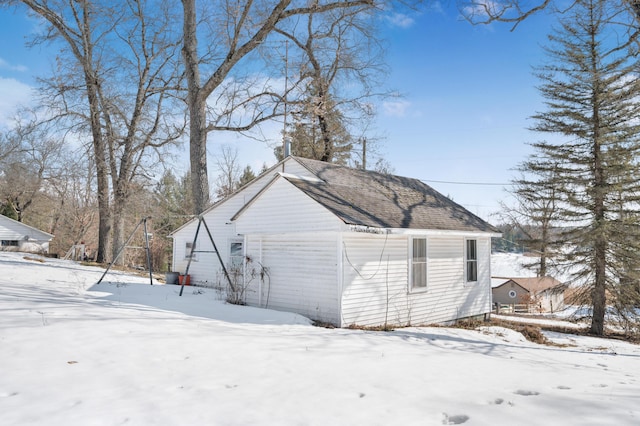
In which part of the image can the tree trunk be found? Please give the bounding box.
[86,74,111,264]
[539,223,547,277]
[111,194,126,266]
[590,32,606,335]
[182,0,209,214]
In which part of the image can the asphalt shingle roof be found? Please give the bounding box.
[285,157,498,233]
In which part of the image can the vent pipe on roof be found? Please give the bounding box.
[284,137,292,157]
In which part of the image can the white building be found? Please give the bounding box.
[170,156,500,327]
[0,215,53,254]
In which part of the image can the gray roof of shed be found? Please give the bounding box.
[493,277,566,293]
[283,157,498,233]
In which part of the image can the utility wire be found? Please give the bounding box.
[420,179,511,186]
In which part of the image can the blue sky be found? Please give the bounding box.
[0,3,558,221]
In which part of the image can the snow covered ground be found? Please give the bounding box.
[1,252,639,425]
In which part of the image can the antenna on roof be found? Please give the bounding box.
[283,39,291,159]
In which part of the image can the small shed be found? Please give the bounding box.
[170,156,500,327]
[492,277,566,313]
[0,215,53,254]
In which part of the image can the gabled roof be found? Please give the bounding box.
[493,276,565,294]
[281,157,498,233]
[0,214,53,241]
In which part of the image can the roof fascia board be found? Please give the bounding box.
[169,157,294,236]
[230,173,283,222]
[0,215,54,239]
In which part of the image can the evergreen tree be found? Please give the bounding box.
[501,158,562,277]
[237,166,256,189]
[522,0,640,335]
[275,93,353,164]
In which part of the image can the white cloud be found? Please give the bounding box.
[382,100,411,118]
[0,77,34,128]
[385,12,415,29]
[0,57,28,73]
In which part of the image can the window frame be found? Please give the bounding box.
[229,238,244,269]
[409,236,428,292]
[1,240,19,247]
[185,240,197,261]
[465,238,478,283]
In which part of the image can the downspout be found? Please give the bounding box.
[243,233,248,301]
[337,231,344,327]
[258,236,263,307]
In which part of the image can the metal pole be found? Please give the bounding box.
[143,217,153,286]
[179,218,202,296]
[201,217,235,293]
[96,217,145,285]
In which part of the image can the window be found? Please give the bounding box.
[230,240,243,268]
[411,237,427,290]
[466,239,478,282]
[1,240,19,247]
[185,241,197,261]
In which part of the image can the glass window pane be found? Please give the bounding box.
[467,261,477,282]
[413,238,426,262]
[412,263,426,288]
[467,239,477,260]
[230,242,243,257]
[412,238,427,288]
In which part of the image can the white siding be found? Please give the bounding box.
[234,178,344,235]
[243,233,340,324]
[341,234,492,327]
[170,157,328,285]
[0,215,52,253]
[340,233,408,327]
[171,170,280,286]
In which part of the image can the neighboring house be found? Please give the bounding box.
[170,156,500,327]
[492,277,566,313]
[0,214,53,254]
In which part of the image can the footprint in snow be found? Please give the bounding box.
[514,390,540,396]
[442,413,469,425]
[557,386,571,390]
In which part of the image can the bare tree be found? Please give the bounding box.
[45,148,98,257]
[275,2,386,163]
[499,159,563,277]
[459,0,640,28]
[0,130,24,163]
[213,145,242,200]
[0,114,64,223]
[18,0,184,263]
[181,0,377,214]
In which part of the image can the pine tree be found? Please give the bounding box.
[237,166,256,189]
[276,92,353,164]
[522,0,640,335]
[502,158,562,277]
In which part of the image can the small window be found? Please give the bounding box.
[411,237,427,290]
[1,240,19,247]
[230,241,243,268]
[185,241,197,261]
[466,239,478,282]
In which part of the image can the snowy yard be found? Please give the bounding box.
[1,252,639,425]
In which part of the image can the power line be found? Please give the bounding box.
[420,178,511,186]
